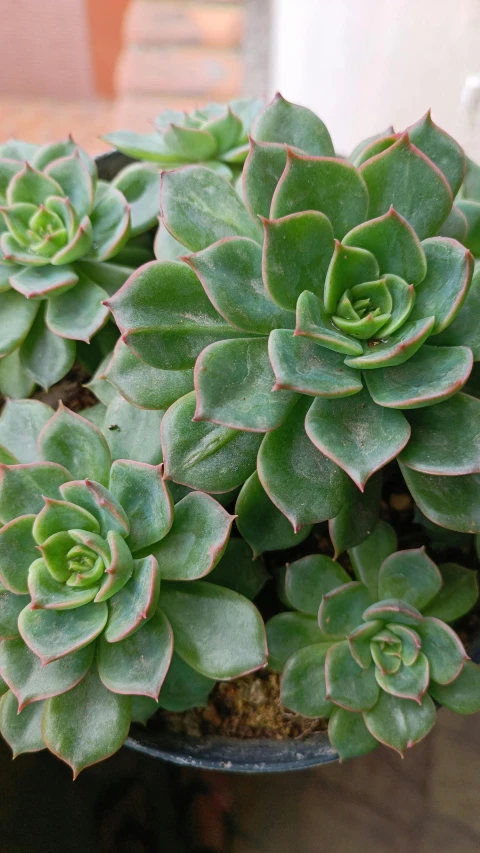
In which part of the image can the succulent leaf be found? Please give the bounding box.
[281,643,334,717]
[235,471,312,557]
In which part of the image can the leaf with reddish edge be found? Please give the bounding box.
[51,215,93,265]
[98,609,173,700]
[324,241,379,314]
[295,290,363,356]
[149,492,233,581]
[364,691,436,755]
[32,497,99,544]
[204,538,268,601]
[408,238,473,335]
[109,461,172,554]
[434,265,480,359]
[60,479,129,539]
[325,640,379,711]
[185,236,294,334]
[367,274,415,338]
[456,200,480,255]
[159,580,267,679]
[438,206,468,242]
[242,139,287,220]
[161,166,260,253]
[261,211,334,311]
[39,404,111,486]
[306,389,410,491]
[103,339,194,410]
[418,617,467,684]
[359,133,453,240]
[42,662,130,777]
[253,92,335,156]
[429,661,480,714]
[104,556,160,643]
[319,582,374,637]
[0,691,46,755]
[352,135,398,168]
[422,563,478,623]
[257,397,355,531]
[349,127,395,166]
[343,207,427,284]
[235,471,312,557]
[348,621,382,669]
[400,393,480,476]
[157,652,214,713]
[155,215,191,261]
[375,653,429,702]
[0,590,29,638]
[112,162,160,237]
[0,288,39,356]
[281,643,334,717]
[328,473,382,556]
[0,462,71,524]
[7,162,63,206]
[161,391,262,494]
[378,548,442,610]
[19,600,108,663]
[269,329,363,398]
[45,152,94,219]
[365,345,473,409]
[266,612,331,672]
[271,150,368,240]
[344,317,435,370]
[363,598,424,627]
[104,395,164,467]
[94,531,133,603]
[399,463,480,533]
[285,555,350,616]
[328,706,378,761]
[37,531,75,582]
[407,110,466,196]
[388,625,422,667]
[194,337,298,432]
[10,265,78,299]
[107,260,246,372]
[86,184,130,262]
[0,514,37,593]
[0,447,18,466]
[28,559,99,610]
[19,309,76,391]
[46,276,109,343]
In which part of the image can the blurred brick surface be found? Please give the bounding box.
[126,1,244,47]
[0,98,114,156]
[117,45,242,97]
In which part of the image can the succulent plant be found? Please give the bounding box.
[102,98,263,180]
[267,521,480,759]
[106,95,480,543]
[0,138,159,397]
[0,398,267,774]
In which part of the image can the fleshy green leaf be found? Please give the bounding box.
[0,590,29,638]
[103,339,193,410]
[0,515,41,593]
[365,346,473,409]
[0,400,53,464]
[305,389,410,491]
[194,337,298,432]
[19,308,76,390]
[59,479,129,539]
[7,162,62,206]
[0,462,71,523]
[295,290,363,356]
[150,491,233,580]
[400,393,480,475]
[39,404,111,486]
[45,153,94,219]
[10,265,78,299]
[422,563,478,623]
[46,275,109,343]
[364,691,436,754]
[407,111,466,196]
[98,609,173,699]
[243,140,287,220]
[285,555,350,616]
[433,265,480,359]
[158,652,214,712]
[112,163,160,237]
[456,200,480,256]
[360,133,453,240]
[438,206,468,241]
[325,641,379,711]
[159,581,267,679]
[94,530,133,602]
[343,207,427,284]
[0,349,36,400]
[378,548,442,610]
[344,318,435,370]
[319,582,374,637]
[399,464,480,533]
[253,93,335,156]
[328,474,382,556]
[409,238,473,334]
[0,691,45,755]
[323,241,379,314]
[375,653,429,702]
[328,706,378,760]
[429,661,480,714]
[103,394,164,466]
[109,461,172,553]
[271,150,368,240]
[104,555,160,643]
[28,558,100,609]
[0,287,39,357]
[32,497,99,544]
[269,330,363,397]
[418,617,466,684]
[19,600,108,663]
[161,166,260,252]
[204,538,268,600]
[42,663,130,776]
[281,643,334,717]
[262,211,334,310]
[162,391,262,493]
[348,520,397,598]
[186,236,294,334]
[362,598,424,627]
[86,184,130,262]
[235,471,312,557]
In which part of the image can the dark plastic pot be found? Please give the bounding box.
[96,152,480,773]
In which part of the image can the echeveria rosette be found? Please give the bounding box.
[107,95,480,542]
[266,520,480,760]
[0,137,159,397]
[102,98,263,181]
[0,400,267,774]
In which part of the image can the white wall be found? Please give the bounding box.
[271,0,480,160]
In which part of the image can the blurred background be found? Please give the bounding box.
[1,1,480,850]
